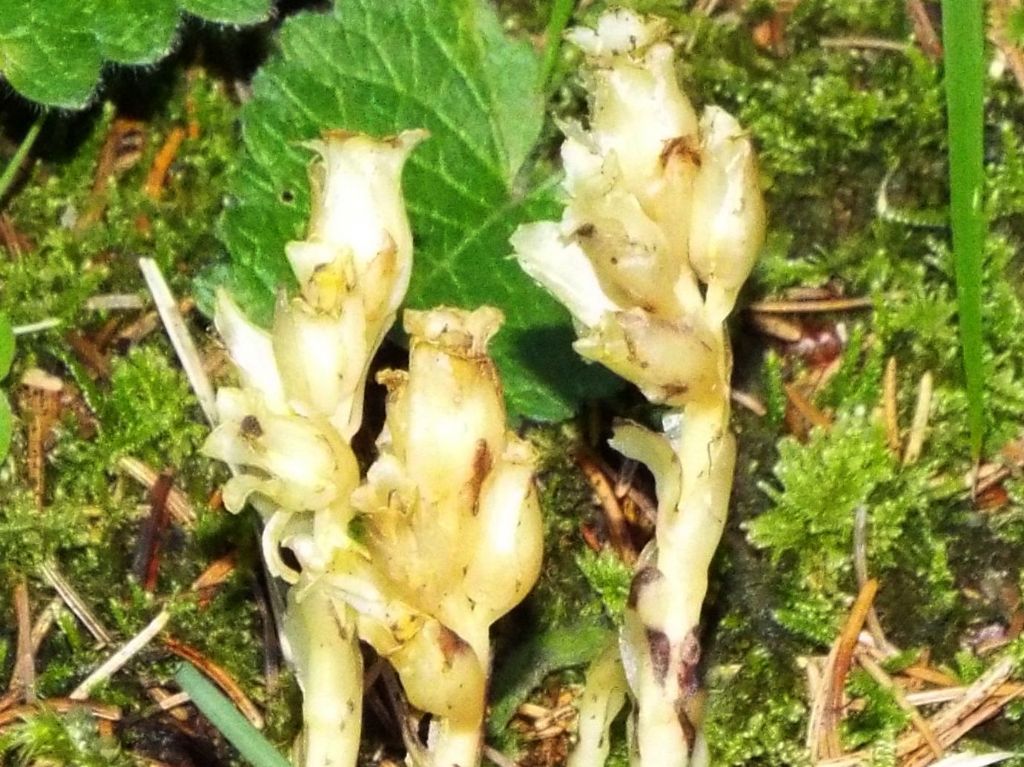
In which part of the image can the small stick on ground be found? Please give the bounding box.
[71,609,170,700]
[731,388,767,416]
[784,382,832,432]
[576,451,637,564]
[19,369,63,509]
[853,505,897,657]
[139,258,217,425]
[905,0,943,60]
[133,471,174,592]
[191,552,237,608]
[115,296,195,347]
[883,357,900,454]
[40,561,113,647]
[904,681,1024,707]
[12,580,35,704]
[808,579,878,762]
[144,127,187,200]
[902,371,933,466]
[162,636,264,729]
[84,293,147,312]
[748,296,874,314]
[857,652,942,759]
[65,330,111,379]
[118,456,196,526]
[819,36,910,52]
[29,596,62,653]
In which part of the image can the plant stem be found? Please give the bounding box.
[538,0,575,92]
[941,0,986,459]
[0,113,45,207]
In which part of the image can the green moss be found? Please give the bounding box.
[841,668,906,752]
[575,548,632,625]
[0,708,135,767]
[704,644,810,767]
[54,345,205,497]
[748,412,954,644]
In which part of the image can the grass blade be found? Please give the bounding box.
[940,0,986,459]
[538,0,576,92]
[0,113,45,207]
[174,662,290,767]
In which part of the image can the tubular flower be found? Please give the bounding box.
[511,9,765,767]
[203,130,423,767]
[348,306,544,767]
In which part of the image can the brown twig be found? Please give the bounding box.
[65,331,112,379]
[19,369,63,508]
[118,456,196,526]
[12,580,35,704]
[748,296,874,314]
[883,357,900,454]
[904,0,942,60]
[190,552,237,608]
[902,372,933,466]
[0,213,32,255]
[857,653,942,759]
[162,637,264,729]
[75,117,146,232]
[808,579,878,762]
[144,127,187,200]
[575,451,637,564]
[133,471,174,592]
[784,383,832,432]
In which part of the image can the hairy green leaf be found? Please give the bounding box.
[0,0,271,108]
[218,0,618,421]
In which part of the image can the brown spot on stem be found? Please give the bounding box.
[627,567,662,609]
[468,439,493,514]
[646,628,671,685]
[659,136,701,168]
[437,625,469,669]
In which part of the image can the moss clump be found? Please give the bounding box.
[575,548,632,626]
[747,411,954,645]
[0,707,135,767]
[704,643,810,767]
[54,345,206,498]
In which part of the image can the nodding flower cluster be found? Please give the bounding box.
[512,9,765,767]
[205,129,542,767]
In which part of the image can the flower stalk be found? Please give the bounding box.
[512,9,765,766]
[205,129,542,767]
[204,129,424,767]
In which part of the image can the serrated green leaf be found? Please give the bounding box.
[218,0,619,420]
[0,314,13,380]
[0,0,270,108]
[179,0,273,25]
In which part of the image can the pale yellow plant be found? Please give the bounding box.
[204,128,542,767]
[512,9,765,766]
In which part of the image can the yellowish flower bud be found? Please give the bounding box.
[688,107,766,324]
